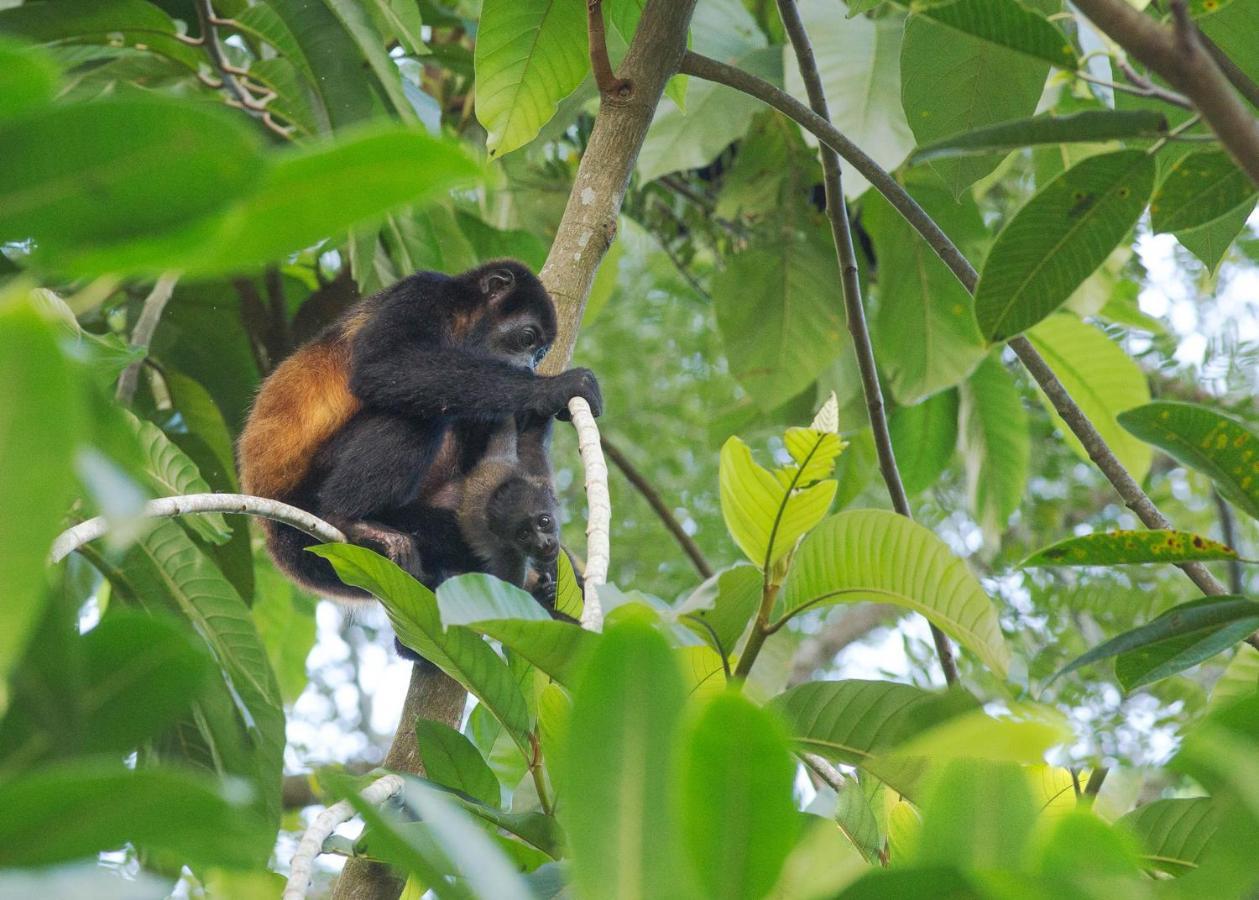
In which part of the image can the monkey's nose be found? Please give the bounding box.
[539,538,559,560]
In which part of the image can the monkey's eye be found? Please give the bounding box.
[536,514,553,530]
[510,327,540,351]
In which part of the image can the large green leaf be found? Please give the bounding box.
[0,96,262,252]
[974,151,1156,341]
[912,110,1170,162]
[1151,150,1257,234]
[557,621,696,900]
[0,38,57,121]
[786,0,914,198]
[714,228,843,412]
[680,693,799,900]
[118,521,285,833]
[1119,401,1259,521]
[917,0,1077,68]
[0,0,205,71]
[638,48,779,182]
[779,510,1011,677]
[0,298,81,679]
[901,14,1048,198]
[1055,596,1259,690]
[474,0,588,156]
[436,573,552,625]
[128,412,230,544]
[0,761,273,870]
[311,544,532,747]
[718,437,837,570]
[889,390,959,495]
[958,355,1028,534]
[321,0,416,121]
[867,185,987,403]
[917,759,1038,871]
[675,564,762,658]
[1027,314,1153,482]
[1176,198,1255,274]
[415,719,501,809]
[1022,530,1239,567]
[1117,797,1221,876]
[1209,645,1259,711]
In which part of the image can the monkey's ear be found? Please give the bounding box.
[481,267,515,301]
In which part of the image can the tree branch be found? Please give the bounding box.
[587,0,630,98]
[569,397,611,631]
[49,493,346,563]
[774,0,959,685]
[115,274,178,405]
[1070,0,1259,187]
[679,47,1235,605]
[601,435,714,579]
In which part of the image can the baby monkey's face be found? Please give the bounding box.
[513,510,559,561]
[489,479,560,561]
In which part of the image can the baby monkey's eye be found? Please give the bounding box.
[536,514,553,529]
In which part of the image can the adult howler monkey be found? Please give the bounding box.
[237,260,601,604]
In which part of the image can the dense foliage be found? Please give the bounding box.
[3,0,1259,897]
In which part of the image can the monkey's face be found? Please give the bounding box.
[461,261,558,371]
[489,480,560,562]
[513,510,559,562]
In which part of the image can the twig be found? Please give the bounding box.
[49,493,347,563]
[1078,66,1192,109]
[115,274,179,405]
[800,751,845,791]
[194,0,294,139]
[283,774,404,900]
[602,435,713,578]
[1071,0,1259,187]
[587,0,631,98]
[774,0,959,685]
[569,397,610,631]
[284,763,377,810]
[1214,490,1245,595]
[1082,766,1109,803]
[680,49,1237,609]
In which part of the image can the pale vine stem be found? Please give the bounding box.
[774,0,960,685]
[675,51,1256,649]
[115,274,179,405]
[281,774,404,900]
[568,396,611,631]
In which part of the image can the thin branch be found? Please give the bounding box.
[569,397,611,631]
[195,0,294,139]
[680,48,1236,607]
[1070,0,1259,188]
[1214,490,1245,595]
[586,0,631,98]
[115,274,179,405]
[50,493,347,563]
[774,0,959,685]
[283,773,404,900]
[1082,766,1109,803]
[799,751,846,792]
[284,763,377,810]
[601,435,714,578]
[1078,66,1192,109]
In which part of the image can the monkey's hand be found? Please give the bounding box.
[535,367,603,420]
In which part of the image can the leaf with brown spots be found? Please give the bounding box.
[1021,530,1239,568]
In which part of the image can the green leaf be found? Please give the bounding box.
[1119,401,1259,521]
[322,0,417,121]
[1176,198,1256,274]
[786,1,914,198]
[0,0,206,71]
[1022,530,1238,567]
[912,110,1171,161]
[0,298,82,679]
[676,564,762,658]
[714,228,843,412]
[770,680,978,793]
[251,561,316,703]
[916,0,1077,68]
[889,390,959,495]
[162,368,238,490]
[719,437,837,569]
[448,792,565,859]
[638,48,779,182]
[0,761,272,870]
[436,573,552,625]
[557,621,695,900]
[834,777,886,863]
[974,150,1156,341]
[128,412,231,544]
[680,693,799,900]
[396,780,535,899]
[1152,150,1258,233]
[234,2,319,87]
[474,0,588,156]
[554,549,583,621]
[415,719,501,808]
[118,521,285,834]
[0,96,263,253]
[779,510,1011,677]
[1054,596,1259,690]
[0,38,58,121]
[471,619,599,689]
[867,185,987,403]
[1117,797,1221,876]
[1027,314,1153,482]
[917,759,1038,871]
[901,14,1048,197]
[310,544,532,748]
[958,355,1028,534]
[1209,645,1259,710]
